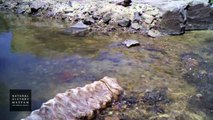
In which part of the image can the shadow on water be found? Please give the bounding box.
[181,36,213,119]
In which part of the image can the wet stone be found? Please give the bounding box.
[142,89,169,105]
[64,21,89,36]
[70,21,89,29]
[122,39,140,48]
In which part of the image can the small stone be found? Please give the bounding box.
[30,0,46,10]
[103,13,112,24]
[83,17,95,25]
[122,39,140,48]
[147,29,162,37]
[92,14,101,20]
[146,10,159,16]
[145,18,154,24]
[196,94,203,99]
[143,89,169,105]
[118,18,131,27]
[16,4,30,14]
[131,23,141,30]
[105,116,120,120]
[64,21,89,36]
[108,111,113,115]
[71,21,89,29]
[133,12,141,22]
[64,8,73,13]
[142,13,154,24]
[71,1,80,9]
[116,0,132,7]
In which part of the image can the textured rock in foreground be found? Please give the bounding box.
[22,76,123,120]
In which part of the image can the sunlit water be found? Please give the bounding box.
[0,13,213,120]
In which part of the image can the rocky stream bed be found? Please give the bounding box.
[0,0,213,37]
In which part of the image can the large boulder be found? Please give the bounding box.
[30,0,47,11]
[186,3,213,30]
[144,0,213,35]
[157,10,186,35]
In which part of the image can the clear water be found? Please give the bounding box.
[0,13,213,120]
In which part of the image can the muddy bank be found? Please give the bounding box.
[0,0,213,37]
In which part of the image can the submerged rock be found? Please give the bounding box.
[65,21,89,36]
[186,3,213,30]
[71,21,89,29]
[142,89,169,105]
[122,39,140,48]
[22,76,123,120]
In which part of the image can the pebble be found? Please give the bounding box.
[196,93,203,99]
[122,39,140,48]
[131,22,142,30]
[70,21,89,29]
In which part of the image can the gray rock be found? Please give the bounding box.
[185,3,213,30]
[131,22,141,30]
[147,29,162,37]
[122,39,140,48]
[83,17,95,25]
[71,21,89,29]
[133,12,141,22]
[92,14,101,20]
[157,10,185,35]
[16,4,31,14]
[0,0,3,4]
[102,13,111,24]
[118,18,131,27]
[148,0,212,35]
[117,0,132,7]
[142,13,155,24]
[3,1,17,9]
[30,0,46,10]
[65,21,89,36]
[64,8,73,13]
